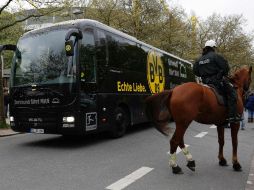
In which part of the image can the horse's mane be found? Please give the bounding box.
[229,65,249,86]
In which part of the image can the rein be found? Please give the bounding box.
[229,67,251,103]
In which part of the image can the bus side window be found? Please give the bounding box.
[126,41,145,72]
[96,30,108,81]
[96,30,107,65]
[80,29,96,82]
[106,34,131,71]
[118,37,130,70]
[106,34,119,69]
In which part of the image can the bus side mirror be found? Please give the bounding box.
[64,29,82,57]
[65,40,74,56]
[65,29,82,41]
[0,44,16,53]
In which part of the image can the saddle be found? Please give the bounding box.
[203,84,227,106]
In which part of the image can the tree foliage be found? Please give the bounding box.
[0,11,23,68]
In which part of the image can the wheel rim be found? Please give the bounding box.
[115,110,127,135]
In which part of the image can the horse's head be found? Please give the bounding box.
[230,65,252,92]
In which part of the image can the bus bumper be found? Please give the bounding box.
[10,112,85,135]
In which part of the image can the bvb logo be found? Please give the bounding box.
[147,51,165,94]
[65,44,72,51]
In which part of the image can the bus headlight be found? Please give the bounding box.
[63,116,75,123]
[10,116,14,122]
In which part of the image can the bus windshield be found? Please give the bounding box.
[11,29,76,87]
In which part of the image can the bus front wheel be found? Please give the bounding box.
[110,107,130,138]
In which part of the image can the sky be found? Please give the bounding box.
[169,0,254,33]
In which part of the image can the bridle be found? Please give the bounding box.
[241,71,252,104]
[229,67,251,102]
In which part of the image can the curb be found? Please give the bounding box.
[0,118,20,137]
[0,129,20,137]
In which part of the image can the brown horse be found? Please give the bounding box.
[146,66,252,174]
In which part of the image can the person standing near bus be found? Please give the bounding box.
[193,39,242,123]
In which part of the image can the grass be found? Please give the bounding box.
[0,122,10,129]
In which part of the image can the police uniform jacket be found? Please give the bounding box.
[193,51,230,82]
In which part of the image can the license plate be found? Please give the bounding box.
[30,128,44,134]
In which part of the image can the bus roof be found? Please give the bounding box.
[23,19,192,66]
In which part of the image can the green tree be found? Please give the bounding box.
[152,6,191,59]
[0,11,23,126]
[0,11,23,67]
[86,0,169,41]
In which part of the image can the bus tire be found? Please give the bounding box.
[110,107,130,138]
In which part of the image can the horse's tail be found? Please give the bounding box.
[145,90,173,136]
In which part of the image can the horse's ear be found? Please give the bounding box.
[233,73,239,81]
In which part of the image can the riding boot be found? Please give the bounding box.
[224,84,242,123]
[226,99,242,123]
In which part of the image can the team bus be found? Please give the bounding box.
[8,19,195,137]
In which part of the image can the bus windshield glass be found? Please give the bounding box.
[12,29,76,87]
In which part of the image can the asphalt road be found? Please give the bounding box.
[0,121,254,190]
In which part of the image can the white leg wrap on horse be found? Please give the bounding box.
[169,153,177,167]
[182,147,193,161]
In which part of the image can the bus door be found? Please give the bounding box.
[79,28,98,131]
[80,28,97,91]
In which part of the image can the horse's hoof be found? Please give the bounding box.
[233,163,242,172]
[186,160,195,171]
[219,158,228,166]
[172,165,184,174]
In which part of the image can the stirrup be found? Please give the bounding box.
[226,116,242,123]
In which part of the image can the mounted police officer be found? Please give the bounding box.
[193,39,242,123]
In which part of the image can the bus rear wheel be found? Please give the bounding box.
[110,107,130,138]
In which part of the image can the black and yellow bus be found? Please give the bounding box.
[8,19,195,137]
